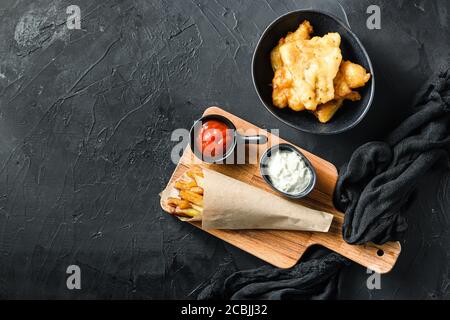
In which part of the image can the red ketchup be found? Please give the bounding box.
[197,120,233,158]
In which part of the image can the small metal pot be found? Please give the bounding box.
[190,114,267,164]
[259,143,317,198]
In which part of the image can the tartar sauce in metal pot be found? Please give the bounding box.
[266,149,312,195]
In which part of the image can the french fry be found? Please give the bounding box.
[191,204,203,213]
[186,171,196,179]
[174,207,199,217]
[193,173,205,188]
[167,197,191,209]
[187,167,204,179]
[184,168,204,188]
[168,168,204,219]
[179,190,203,206]
[189,186,203,195]
[170,209,190,218]
[167,206,176,214]
[174,180,197,190]
[192,175,204,189]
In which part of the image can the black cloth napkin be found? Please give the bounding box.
[334,69,450,244]
[197,249,349,300]
[197,68,450,300]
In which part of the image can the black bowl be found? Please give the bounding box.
[252,10,375,134]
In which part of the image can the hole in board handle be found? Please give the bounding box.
[376,249,384,257]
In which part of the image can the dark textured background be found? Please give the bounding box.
[0,0,448,299]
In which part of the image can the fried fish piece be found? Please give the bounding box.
[272,29,342,111]
[334,60,371,98]
[270,20,371,123]
[312,60,370,123]
[284,20,314,43]
[270,21,313,71]
[313,99,344,123]
[313,87,363,123]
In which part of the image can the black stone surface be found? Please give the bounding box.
[0,0,448,299]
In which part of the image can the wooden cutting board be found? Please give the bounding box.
[160,107,401,273]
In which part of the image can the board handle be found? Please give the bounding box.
[309,226,401,274]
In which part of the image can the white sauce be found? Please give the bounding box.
[266,149,312,195]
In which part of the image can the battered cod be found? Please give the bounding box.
[270,20,371,123]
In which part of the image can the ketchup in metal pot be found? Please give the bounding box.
[197,120,233,158]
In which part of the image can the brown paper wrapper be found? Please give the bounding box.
[161,168,333,232]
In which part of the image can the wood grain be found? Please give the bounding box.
[160,107,401,273]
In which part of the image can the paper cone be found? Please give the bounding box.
[161,168,333,232]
